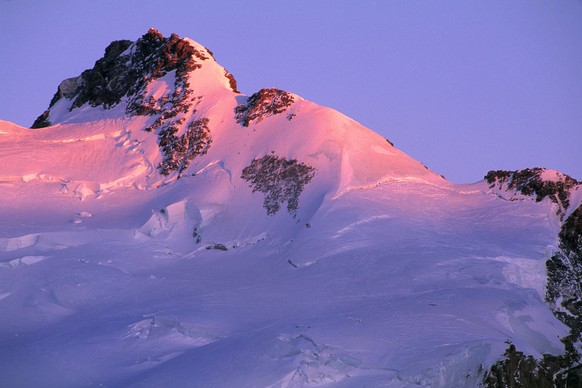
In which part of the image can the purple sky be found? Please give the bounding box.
[1,0,581,183]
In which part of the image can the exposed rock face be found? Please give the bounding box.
[558,204,582,261]
[71,39,135,110]
[31,29,240,177]
[224,70,239,93]
[31,111,51,129]
[158,118,212,176]
[485,203,582,386]
[485,168,579,220]
[32,39,134,129]
[547,204,582,342]
[235,88,294,127]
[241,155,315,216]
[484,343,580,387]
[31,28,238,126]
[34,29,208,120]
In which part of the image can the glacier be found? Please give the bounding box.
[0,29,580,387]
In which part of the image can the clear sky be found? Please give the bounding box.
[1,0,581,183]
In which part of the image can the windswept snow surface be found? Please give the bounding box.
[0,34,578,387]
[0,117,571,387]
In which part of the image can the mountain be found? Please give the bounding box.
[0,29,580,387]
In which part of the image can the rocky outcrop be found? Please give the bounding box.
[124,29,208,117]
[224,70,239,93]
[31,28,239,127]
[31,111,51,129]
[32,29,207,121]
[485,203,582,386]
[547,204,582,344]
[31,29,241,176]
[485,168,579,220]
[484,342,580,387]
[235,88,294,127]
[241,155,315,216]
[158,118,212,176]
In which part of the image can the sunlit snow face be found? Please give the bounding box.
[0,18,580,387]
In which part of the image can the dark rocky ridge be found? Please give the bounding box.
[485,168,579,220]
[547,204,582,346]
[32,28,238,128]
[235,88,295,127]
[31,29,243,176]
[31,111,51,129]
[484,203,582,386]
[484,342,580,387]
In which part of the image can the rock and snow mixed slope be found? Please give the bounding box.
[0,29,580,386]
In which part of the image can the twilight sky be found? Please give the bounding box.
[1,0,581,183]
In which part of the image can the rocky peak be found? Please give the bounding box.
[142,27,164,43]
[235,88,295,127]
[485,168,580,220]
[103,39,133,60]
[32,29,238,128]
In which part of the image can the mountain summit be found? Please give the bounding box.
[29,29,445,199]
[0,30,580,386]
[32,28,238,128]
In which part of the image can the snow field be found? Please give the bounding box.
[1,33,580,385]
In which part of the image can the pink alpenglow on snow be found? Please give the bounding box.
[0,30,581,387]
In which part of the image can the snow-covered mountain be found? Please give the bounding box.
[1,29,580,387]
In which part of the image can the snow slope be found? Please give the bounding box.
[0,30,580,387]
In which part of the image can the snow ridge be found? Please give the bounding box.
[485,168,580,220]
